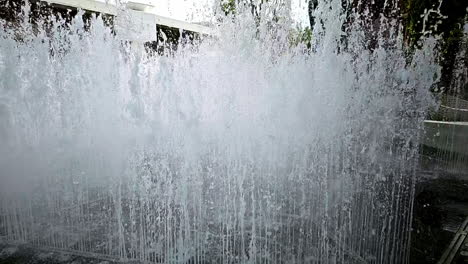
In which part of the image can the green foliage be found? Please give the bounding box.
[221,0,236,16]
[401,0,467,97]
[401,0,467,46]
[220,0,313,48]
[219,0,277,20]
[289,26,312,48]
[402,0,434,44]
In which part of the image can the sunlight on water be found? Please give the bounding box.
[0,0,440,263]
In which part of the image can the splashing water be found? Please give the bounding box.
[0,1,440,263]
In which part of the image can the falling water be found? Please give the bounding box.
[0,0,440,263]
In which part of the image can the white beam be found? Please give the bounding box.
[44,0,119,15]
[42,0,214,35]
[424,120,468,126]
[151,14,214,35]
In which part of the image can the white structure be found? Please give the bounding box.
[43,0,214,41]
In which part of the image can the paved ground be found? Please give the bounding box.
[0,243,118,264]
[410,167,468,263]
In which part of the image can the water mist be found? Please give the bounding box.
[0,0,440,263]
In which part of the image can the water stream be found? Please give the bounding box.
[0,1,440,263]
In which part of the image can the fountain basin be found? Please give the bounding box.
[423,120,468,156]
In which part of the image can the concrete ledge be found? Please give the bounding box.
[423,120,468,156]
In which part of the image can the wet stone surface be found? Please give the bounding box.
[0,244,117,264]
[410,172,468,264]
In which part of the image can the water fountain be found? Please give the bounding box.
[0,0,441,263]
